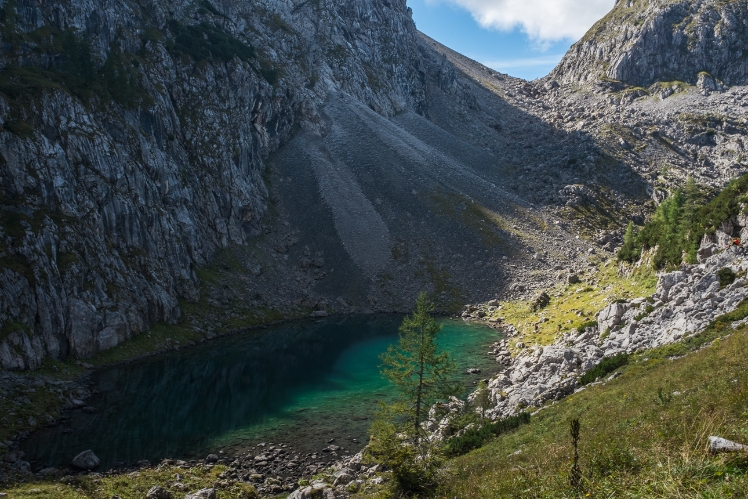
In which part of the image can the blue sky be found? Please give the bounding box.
[407,0,614,81]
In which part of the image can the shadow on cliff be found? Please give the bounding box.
[265,34,650,311]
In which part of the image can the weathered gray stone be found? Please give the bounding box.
[598,302,627,333]
[145,486,172,499]
[708,436,748,454]
[71,450,100,470]
[185,489,216,499]
[552,0,748,88]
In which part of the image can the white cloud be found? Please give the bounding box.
[432,0,615,43]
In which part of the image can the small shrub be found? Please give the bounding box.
[656,387,673,406]
[368,419,441,496]
[0,29,149,108]
[577,320,598,332]
[200,0,226,17]
[579,353,629,385]
[259,59,279,85]
[634,304,655,321]
[717,267,737,288]
[167,20,255,63]
[3,120,33,138]
[445,413,531,457]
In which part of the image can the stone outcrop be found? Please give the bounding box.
[552,0,748,88]
[708,436,748,454]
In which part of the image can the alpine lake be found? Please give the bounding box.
[22,315,505,470]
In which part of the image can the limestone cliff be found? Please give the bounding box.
[0,0,426,369]
[552,0,748,88]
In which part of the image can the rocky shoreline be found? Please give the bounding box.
[3,438,386,498]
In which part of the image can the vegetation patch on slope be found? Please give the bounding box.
[0,25,150,110]
[619,173,748,269]
[492,260,656,348]
[436,323,748,498]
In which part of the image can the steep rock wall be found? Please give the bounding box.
[552,0,748,87]
[0,0,427,369]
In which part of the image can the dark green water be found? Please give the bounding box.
[23,316,502,469]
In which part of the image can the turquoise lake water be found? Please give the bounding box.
[23,315,503,469]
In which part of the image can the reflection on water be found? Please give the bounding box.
[23,315,502,469]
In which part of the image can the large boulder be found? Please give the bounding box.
[532,291,551,311]
[656,271,688,301]
[597,302,627,333]
[698,243,719,263]
[71,450,100,470]
[287,483,334,499]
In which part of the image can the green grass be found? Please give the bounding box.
[561,186,630,238]
[496,260,656,349]
[436,323,748,498]
[0,464,257,499]
[86,322,204,367]
[428,191,519,251]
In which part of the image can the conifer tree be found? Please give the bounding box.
[380,292,460,443]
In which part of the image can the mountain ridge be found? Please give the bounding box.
[2,0,748,374]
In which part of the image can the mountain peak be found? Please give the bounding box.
[551,0,748,88]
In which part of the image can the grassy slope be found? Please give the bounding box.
[494,260,656,348]
[438,323,748,498]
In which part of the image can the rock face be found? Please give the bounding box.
[0,0,426,369]
[145,486,172,499]
[552,0,748,87]
[184,489,216,499]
